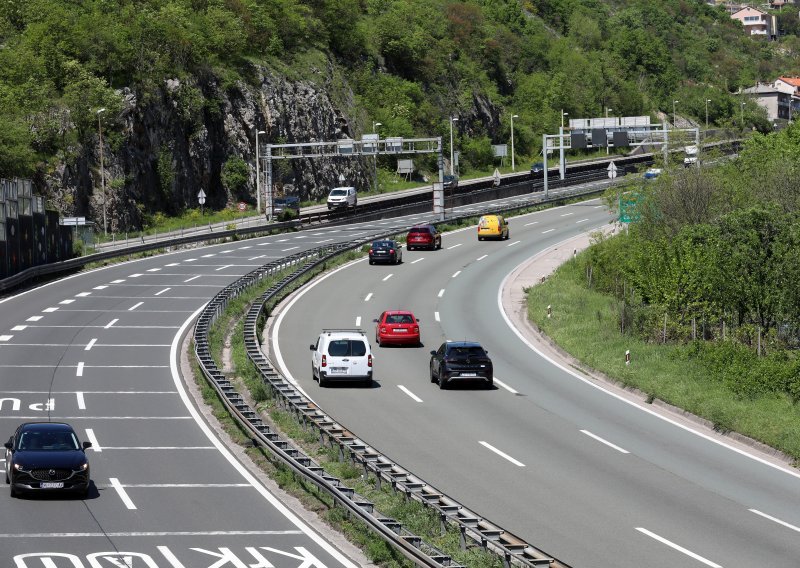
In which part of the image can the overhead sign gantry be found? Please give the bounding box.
[261,136,448,221]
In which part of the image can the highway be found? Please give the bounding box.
[271,198,800,568]
[0,224,394,566]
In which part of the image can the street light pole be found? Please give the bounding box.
[562,111,568,129]
[705,99,711,129]
[372,121,382,194]
[510,114,518,171]
[96,108,107,237]
[673,100,679,129]
[449,116,458,176]
[255,130,265,215]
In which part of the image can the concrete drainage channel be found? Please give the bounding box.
[194,201,578,567]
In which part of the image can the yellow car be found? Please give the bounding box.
[477,214,509,240]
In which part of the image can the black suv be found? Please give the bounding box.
[429,341,493,389]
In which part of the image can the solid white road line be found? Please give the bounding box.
[477,254,488,261]
[492,377,518,394]
[580,430,630,454]
[383,274,393,281]
[128,302,143,311]
[85,428,100,451]
[479,441,525,467]
[0,530,303,538]
[749,509,800,533]
[110,477,137,509]
[364,292,373,302]
[398,385,423,402]
[104,319,118,329]
[84,338,97,351]
[173,305,361,567]
[635,528,722,567]
[438,288,445,298]
[411,258,424,264]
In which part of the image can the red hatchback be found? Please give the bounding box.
[406,225,441,251]
[374,310,421,346]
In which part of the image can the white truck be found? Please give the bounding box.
[684,145,698,167]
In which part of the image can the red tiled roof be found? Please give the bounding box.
[778,77,800,87]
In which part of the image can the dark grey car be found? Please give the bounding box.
[369,240,403,265]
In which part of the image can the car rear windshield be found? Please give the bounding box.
[448,346,486,358]
[372,241,393,248]
[327,339,367,357]
[409,227,431,234]
[386,314,414,324]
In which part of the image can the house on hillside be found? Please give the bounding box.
[731,6,777,39]
[743,82,794,122]
[775,76,800,117]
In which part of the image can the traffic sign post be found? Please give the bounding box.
[607,161,618,179]
[197,190,206,215]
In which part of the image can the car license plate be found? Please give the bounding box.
[394,329,407,333]
[329,367,347,374]
[460,372,477,377]
[41,482,64,489]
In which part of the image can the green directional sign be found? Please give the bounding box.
[619,192,641,223]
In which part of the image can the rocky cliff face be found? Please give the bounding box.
[46,61,374,232]
[43,59,500,232]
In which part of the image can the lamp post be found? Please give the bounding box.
[255,129,265,215]
[449,116,458,176]
[705,99,711,129]
[372,122,382,194]
[673,100,679,129]
[510,114,518,171]
[96,108,107,237]
[562,111,568,129]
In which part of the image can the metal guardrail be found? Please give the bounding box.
[0,219,300,294]
[192,184,601,566]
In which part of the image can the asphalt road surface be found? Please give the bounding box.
[271,198,800,568]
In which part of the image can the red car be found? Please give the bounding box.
[374,310,421,346]
[406,225,441,251]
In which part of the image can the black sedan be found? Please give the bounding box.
[368,239,403,265]
[429,341,493,389]
[5,422,92,498]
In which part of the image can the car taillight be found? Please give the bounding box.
[321,354,327,367]
[368,354,372,367]
[369,249,373,254]
[413,326,419,333]
[389,249,394,254]
[380,327,387,333]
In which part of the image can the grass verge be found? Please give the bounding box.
[526,255,800,463]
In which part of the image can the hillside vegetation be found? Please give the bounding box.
[3,0,800,184]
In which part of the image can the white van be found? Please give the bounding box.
[327,186,357,210]
[310,329,373,387]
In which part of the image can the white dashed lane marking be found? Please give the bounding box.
[479,441,525,467]
[580,430,629,454]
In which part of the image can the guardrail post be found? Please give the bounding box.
[459,525,467,550]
